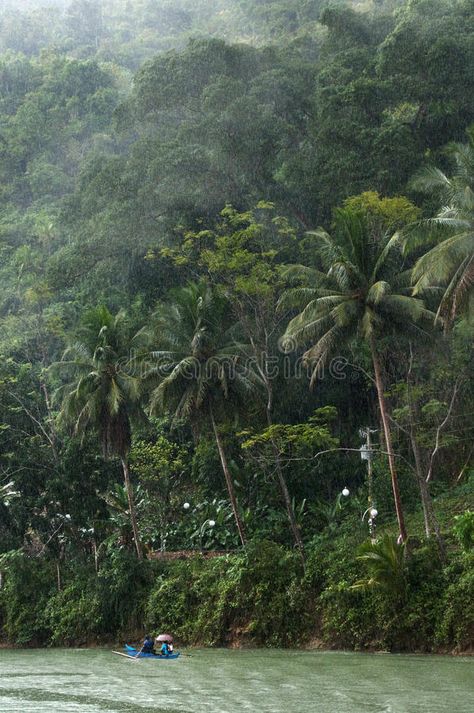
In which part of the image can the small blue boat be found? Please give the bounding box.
[123,644,180,659]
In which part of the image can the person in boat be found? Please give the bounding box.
[160,641,170,656]
[168,642,174,653]
[141,635,156,655]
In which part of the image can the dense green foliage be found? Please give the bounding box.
[0,0,473,652]
[1,491,473,650]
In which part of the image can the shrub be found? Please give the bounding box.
[145,541,311,647]
[453,510,474,552]
[0,554,55,645]
[436,553,474,650]
[43,576,103,645]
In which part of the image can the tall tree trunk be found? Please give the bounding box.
[370,339,408,543]
[209,406,247,548]
[92,539,99,573]
[272,440,306,566]
[406,344,445,558]
[410,432,432,538]
[264,379,305,565]
[121,457,143,560]
[40,379,59,464]
[412,435,446,560]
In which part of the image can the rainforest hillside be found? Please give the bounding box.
[0,0,473,651]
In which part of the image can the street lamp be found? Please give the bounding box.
[183,502,190,511]
[362,506,378,540]
[342,487,350,497]
[198,518,216,552]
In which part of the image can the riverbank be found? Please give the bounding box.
[1,499,473,654]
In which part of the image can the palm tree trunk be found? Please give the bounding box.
[370,339,408,543]
[209,405,247,548]
[121,457,143,560]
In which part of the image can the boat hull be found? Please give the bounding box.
[124,644,180,659]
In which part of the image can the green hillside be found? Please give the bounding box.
[0,0,473,652]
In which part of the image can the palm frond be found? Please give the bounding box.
[410,166,451,194]
[367,281,391,305]
[279,263,328,285]
[371,231,403,281]
[302,325,344,388]
[352,534,406,599]
[407,141,474,320]
[277,287,320,312]
[412,231,474,289]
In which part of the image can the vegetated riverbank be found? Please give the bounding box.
[0,487,473,655]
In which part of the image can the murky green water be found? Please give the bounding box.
[0,648,472,712]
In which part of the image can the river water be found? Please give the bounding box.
[0,648,472,712]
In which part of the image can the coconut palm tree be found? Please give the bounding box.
[281,207,435,543]
[409,131,474,322]
[55,306,143,559]
[141,282,261,549]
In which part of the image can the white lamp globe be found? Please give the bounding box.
[208,520,216,528]
[183,502,190,510]
[342,488,350,497]
[370,508,378,519]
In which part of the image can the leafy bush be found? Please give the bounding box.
[395,542,446,652]
[145,540,310,647]
[306,533,387,649]
[0,553,55,645]
[1,534,473,652]
[453,510,474,551]
[436,553,474,649]
[230,540,312,646]
[308,534,452,652]
[43,576,103,645]
[0,550,154,646]
[96,549,154,635]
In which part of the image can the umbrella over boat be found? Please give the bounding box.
[156,633,173,643]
